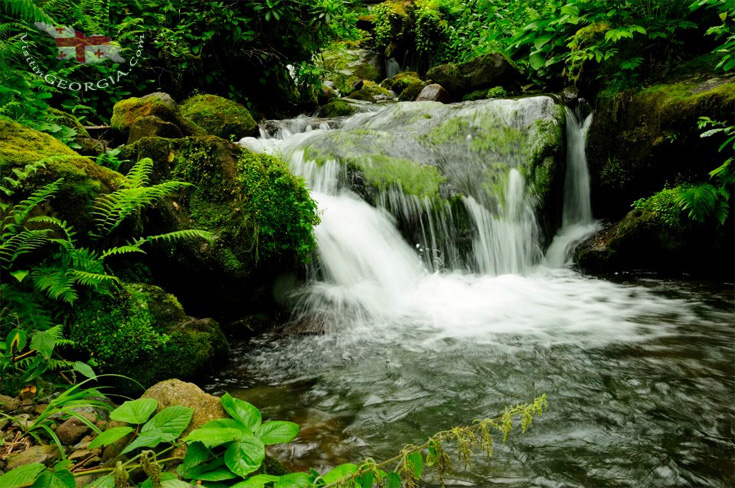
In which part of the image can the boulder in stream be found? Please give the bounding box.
[427,53,523,98]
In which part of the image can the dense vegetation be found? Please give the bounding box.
[0,0,733,486]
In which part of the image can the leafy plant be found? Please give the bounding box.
[0,392,547,488]
[675,117,735,225]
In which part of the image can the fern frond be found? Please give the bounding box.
[8,178,63,226]
[27,215,76,241]
[92,181,192,235]
[0,0,54,24]
[0,229,52,264]
[100,245,145,259]
[69,269,119,288]
[676,184,718,223]
[31,266,77,304]
[124,157,153,189]
[133,229,215,246]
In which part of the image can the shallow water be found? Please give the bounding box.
[204,273,735,488]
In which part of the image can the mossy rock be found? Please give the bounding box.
[319,43,384,93]
[180,94,258,141]
[587,75,735,220]
[128,115,184,143]
[117,135,319,320]
[397,81,427,101]
[462,86,509,101]
[347,80,394,102]
[0,118,124,235]
[71,283,228,392]
[426,53,523,98]
[381,71,422,93]
[317,98,359,118]
[47,108,90,138]
[111,93,204,140]
[575,204,733,276]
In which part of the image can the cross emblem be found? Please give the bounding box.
[54,31,111,63]
[94,49,105,58]
[55,27,65,34]
[57,51,67,58]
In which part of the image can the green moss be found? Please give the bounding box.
[319,42,382,92]
[382,71,422,93]
[72,283,228,390]
[47,108,90,138]
[317,99,358,118]
[0,118,124,234]
[631,185,688,229]
[398,81,427,101]
[348,81,394,102]
[111,96,172,131]
[461,86,510,102]
[172,137,319,263]
[345,154,445,198]
[180,94,258,140]
[421,115,523,154]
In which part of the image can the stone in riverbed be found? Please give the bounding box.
[427,53,522,98]
[6,445,59,470]
[416,84,452,103]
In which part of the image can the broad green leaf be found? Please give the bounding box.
[0,463,46,488]
[221,393,261,429]
[88,426,133,449]
[6,329,27,355]
[184,427,247,448]
[407,452,423,479]
[141,473,194,487]
[224,438,265,478]
[321,463,357,484]
[110,398,158,424]
[532,34,554,50]
[255,421,299,445]
[72,361,96,380]
[122,431,173,454]
[10,270,29,282]
[274,472,312,488]
[201,418,249,431]
[385,472,401,488]
[231,474,280,488]
[142,406,193,438]
[187,467,237,482]
[529,53,546,70]
[30,328,58,359]
[561,4,579,17]
[31,469,75,488]
[182,441,211,471]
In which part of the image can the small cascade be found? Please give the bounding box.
[385,57,401,79]
[544,108,600,267]
[466,169,541,275]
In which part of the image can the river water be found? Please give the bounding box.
[206,98,735,487]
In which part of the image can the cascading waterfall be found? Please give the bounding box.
[543,107,601,267]
[220,98,735,488]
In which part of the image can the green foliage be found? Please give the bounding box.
[675,117,735,225]
[632,185,687,227]
[236,152,319,262]
[2,391,547,488]
[691,0,735,72]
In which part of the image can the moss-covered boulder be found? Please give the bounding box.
[317,98,359,118]
[0,118,124,235]
[575,192,733,276]
[47,108,90,138]
[118,135,319,320]
[180,94,258,141]
[71,283,228,391]
[587,75,735,219]
[347,80,394,102]
[381,71,422,93]
[319,43,385,93]
[398,80,427,101]
[111,93,204,141]
[426,53,523,98]
[128,115,184,143]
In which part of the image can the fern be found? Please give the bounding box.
[0,229,52,265]
[0,0,54,24]
[31,266,78,304]
[132,229,215,246]
[123,156,154,189]
[100,245,146,259]
[6,178,63,228]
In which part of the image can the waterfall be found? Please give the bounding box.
[544,108,600,268]
[241,97,592,326]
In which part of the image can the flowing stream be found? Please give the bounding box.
[208,99,734,487]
